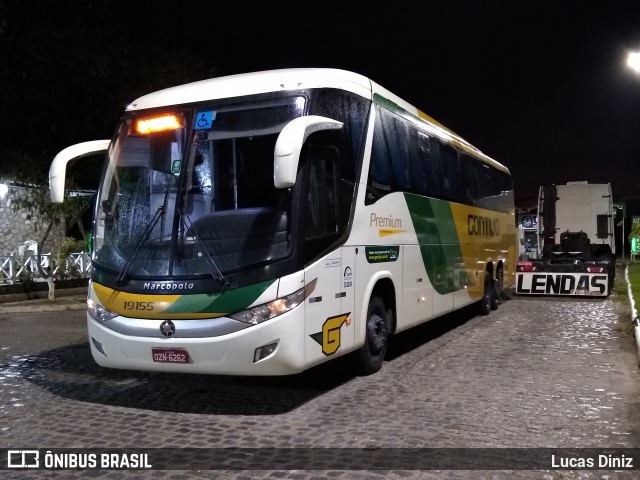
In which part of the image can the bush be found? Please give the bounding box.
[56,237,86,280]
[628,262,640,317]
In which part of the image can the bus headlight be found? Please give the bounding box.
[87,298,118,323]
[229,279,316,325]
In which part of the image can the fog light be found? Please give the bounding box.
[254,342,277,363]
[92,337,108,357]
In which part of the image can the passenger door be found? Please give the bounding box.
[302,145,354,367]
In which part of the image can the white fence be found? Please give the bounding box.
[0,252,91,284]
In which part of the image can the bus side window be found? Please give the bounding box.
[305,157,335,238]
[366,106,411,204]
[418,133,441,197]
[436,142,462,202]
[303,144,342,262]
[461,154,483,206]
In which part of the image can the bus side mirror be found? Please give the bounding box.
[49,140,110,202]
[273,116,343,188]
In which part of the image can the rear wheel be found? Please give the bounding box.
[478,271,493,316]
[606,256,615,295]
[355,296,390,375]
[490,267,502,310]
[607,270,615,296]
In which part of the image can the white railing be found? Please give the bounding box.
[0,252,91,284]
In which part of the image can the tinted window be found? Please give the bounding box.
[366,103,513,212]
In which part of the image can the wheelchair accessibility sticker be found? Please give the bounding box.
[194,111,217,130]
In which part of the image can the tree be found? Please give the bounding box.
[0,0,221,297]
[629,221,640,258]
[7,152,91,300]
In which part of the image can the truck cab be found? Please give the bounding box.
[516,181,615,296]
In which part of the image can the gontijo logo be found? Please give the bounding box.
[309,313,351,355]
[468,214,499,237]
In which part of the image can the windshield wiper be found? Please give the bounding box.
[116,206,165,286]
[181,213,228,286]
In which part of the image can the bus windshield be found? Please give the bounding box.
[93,96,306,281]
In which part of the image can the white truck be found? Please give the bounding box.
[515,181,616,296]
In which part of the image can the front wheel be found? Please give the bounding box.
[355,296,390,375]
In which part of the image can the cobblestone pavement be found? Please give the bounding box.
[1,275,639,479]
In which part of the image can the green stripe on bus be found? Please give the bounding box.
[404,193,467,295]
[164,279,276,315]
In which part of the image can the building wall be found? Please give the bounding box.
[0,184,66,256]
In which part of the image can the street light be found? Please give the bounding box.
[628,51,640,73]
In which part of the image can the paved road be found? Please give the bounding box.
[1,277,639,479]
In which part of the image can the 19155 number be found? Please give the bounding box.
[123,301,154,311]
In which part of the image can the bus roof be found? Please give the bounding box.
[126,68,373,111]
[126,68,509,175]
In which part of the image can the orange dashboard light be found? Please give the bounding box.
[135,114,183,134]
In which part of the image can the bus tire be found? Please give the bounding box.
[478,272,492,316]
[490,268,502,311]
[355,296,389,375]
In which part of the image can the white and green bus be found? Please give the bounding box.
[49,68,517,376]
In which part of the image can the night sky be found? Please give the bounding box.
[3,1,640,203]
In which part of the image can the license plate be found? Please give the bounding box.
[152,347,190,364]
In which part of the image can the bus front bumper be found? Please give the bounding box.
[87,310,307,376]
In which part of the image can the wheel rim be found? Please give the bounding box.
[367,312,386,353]
[496,269,503,295]
[484,276,491,307]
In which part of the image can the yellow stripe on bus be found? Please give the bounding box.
[449,203,516,301]
[379,228,406,237]
[92,282,223,319]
